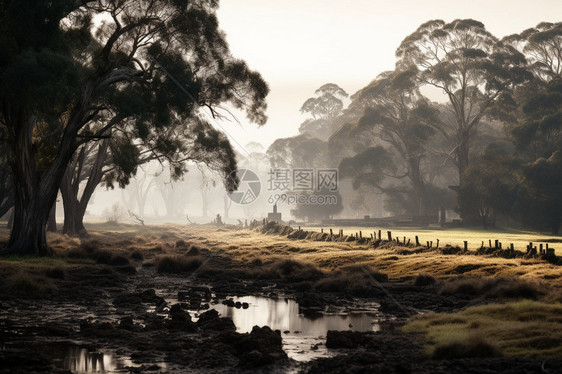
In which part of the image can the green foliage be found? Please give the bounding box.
[346,69,443,215]
[300,83,348,120]
[290,188,344,222]
[458,145,521,227]
[517,151,562,234]
[0,0,270,255]
[339,146,393,190]
[384,184,456,217]
[267,135,328,169]
[396,18,529,187]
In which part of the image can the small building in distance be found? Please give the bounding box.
[267,204,282,222]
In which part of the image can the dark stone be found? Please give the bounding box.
[196,309,236,332]
[326,330,373,349]
[221,326,288,367]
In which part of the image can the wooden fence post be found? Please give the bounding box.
[464,241,468,251]
[387,231,392,241]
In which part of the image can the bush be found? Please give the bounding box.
[257,259,323,281]
[80,239,100,253]
[440,277,543,300]
[4,272,57,296]
[186,245,200,256]
[108,255,130,266]
[44,267,65,280]
[156,255,204,274]
[103,203,125,224]
[415,274,436,286]
[432,335,501,359]
[130,250,144,261]
[315,265,388,296]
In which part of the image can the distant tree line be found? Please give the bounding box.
[267,20,561,234]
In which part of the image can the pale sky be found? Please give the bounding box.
[214,0,562,152]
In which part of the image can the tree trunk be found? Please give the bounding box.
[60,140,109,237]
[408,156,426,216]
[456,130,470,187]
[47,202,57,232]
[201,189,209,218]
[223,195,231,220]
[6,207,14,229]
[5,74,100,256]
[3,115,69,256]
[61,184,88,236]
[7,167,59,256]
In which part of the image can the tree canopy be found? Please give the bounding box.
[0,0,269,255]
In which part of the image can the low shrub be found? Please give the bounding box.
[130,250,144,261]
[108,255,130,266]
[415,274,436,286]
[432,335,501,359]
[4,272,57,296]
[156,255,204,274]
[44,267,65,280]
[440,277,543,300]
[315,265,388,296]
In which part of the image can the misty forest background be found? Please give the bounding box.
[0,2,561,259]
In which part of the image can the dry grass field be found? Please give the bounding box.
[306,225,561,253]
[1,222,561,366]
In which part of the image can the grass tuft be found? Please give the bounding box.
[130,250,144,261]
[156,255,204,274]
[415,274,436,286]
[4,272,57,296]
[432,335,501,359]
[404,300,562,359]
[314,265,387,296]
[440,277,543,300]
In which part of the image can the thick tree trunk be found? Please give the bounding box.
[61,183,88,236]
[47,202,57,232]
[60,140,109,237]
[7,166,60,256]
[3,115,67,257]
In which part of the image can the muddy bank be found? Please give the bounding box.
[1,223,561,373]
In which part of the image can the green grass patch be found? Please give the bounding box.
[403,300,562,358]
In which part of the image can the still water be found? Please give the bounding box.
[205,295,382,361]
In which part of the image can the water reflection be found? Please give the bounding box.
[208,296,382,361]
[60,346,137,373]
[213,296,379,335]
